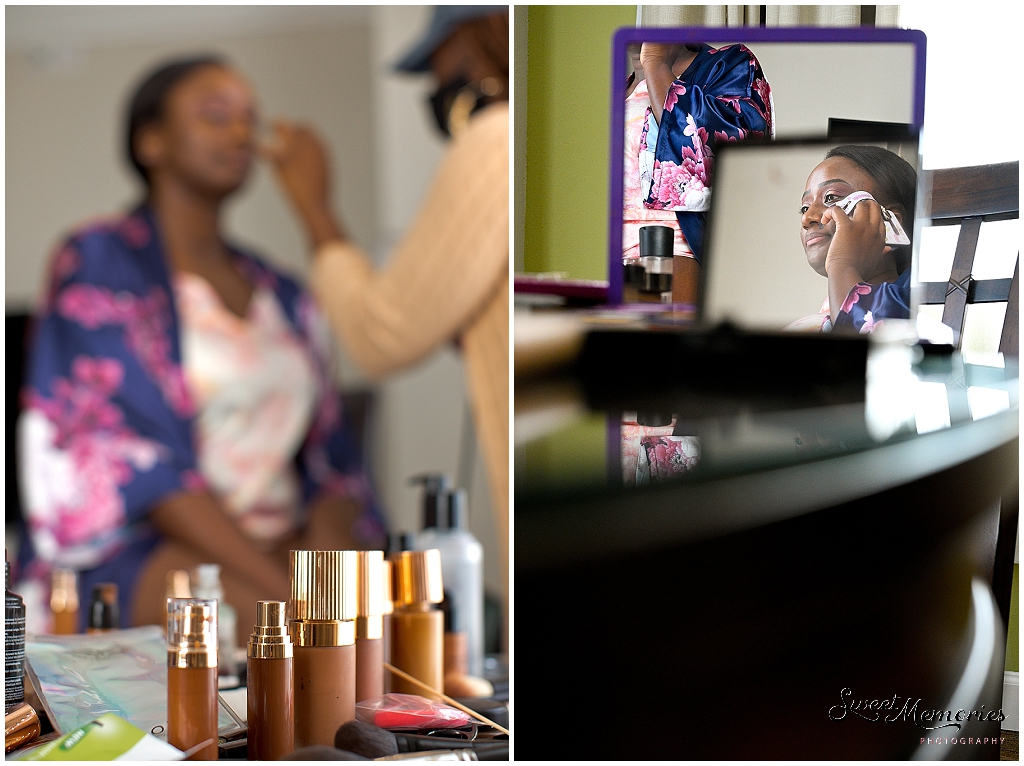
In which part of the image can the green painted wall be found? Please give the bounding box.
[523,5,635,279]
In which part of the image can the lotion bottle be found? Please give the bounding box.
[417,488,484,676]
[247,600,294,761]
[192,564,238,677]
[289,550,358,747]
[389,549,444,695]
[166,598,218,760]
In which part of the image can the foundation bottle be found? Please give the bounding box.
[50,569,79,635]
[355,551,385,703]
[381,558,394,693]
[389,550,444,696]
[166,598,219,760]
[247,601,294,761]
[289,550,358,748]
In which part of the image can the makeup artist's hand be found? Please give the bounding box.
[262,120,347,250]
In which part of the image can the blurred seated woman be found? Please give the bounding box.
[789,145,916,333]
[18,57,385,642]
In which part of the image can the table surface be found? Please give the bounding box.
[516,337,1019,569]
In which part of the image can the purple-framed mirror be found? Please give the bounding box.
[609,26,927,305]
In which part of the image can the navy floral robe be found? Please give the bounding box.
[642,43,774,262]
[19,207,383,625]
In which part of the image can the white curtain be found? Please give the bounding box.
[636,5,900,27]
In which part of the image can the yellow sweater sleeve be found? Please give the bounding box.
[310,103,509,380]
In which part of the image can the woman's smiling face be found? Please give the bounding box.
[800,156,879,277]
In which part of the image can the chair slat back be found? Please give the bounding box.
[918,161,1019,355]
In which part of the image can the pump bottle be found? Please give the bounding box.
[417,488,485,676]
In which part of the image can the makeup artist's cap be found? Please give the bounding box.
[395,5,507,73]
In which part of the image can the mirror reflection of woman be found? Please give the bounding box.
[637,40,774,262]
[18,58,384,642]
[788,145,916,333]
[622,44,693,263]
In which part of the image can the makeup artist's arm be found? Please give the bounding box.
[822,202,897,322]
[264,108,509,378]
[148,491,290,596]
[639,43,681,124]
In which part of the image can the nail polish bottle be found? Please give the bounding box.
[355,551,385,703]
[86,583,119,633]
[389,549,444,696]
[5,555,26,714]
[247,601,294,761]
[289,550,358,747]
[49,569,79,635]
[166,598,218,761]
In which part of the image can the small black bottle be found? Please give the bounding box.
[87,583,120,633]
[5,554,26,713]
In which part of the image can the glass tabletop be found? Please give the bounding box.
[516,344,1019,505]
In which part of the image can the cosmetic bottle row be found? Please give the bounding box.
[168,547,447,761]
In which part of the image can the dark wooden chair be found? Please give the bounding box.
[918,161,1020,641]
[918,161,1019,355]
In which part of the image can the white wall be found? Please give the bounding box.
[5,5,504,647]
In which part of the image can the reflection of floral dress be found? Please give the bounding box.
[785,270,911,334]
[621,420,699,485]
[644,44,774,262]
[19,207,383,626]
[623,78,692,262]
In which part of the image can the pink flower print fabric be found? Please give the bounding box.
[20,207,383,574]
[622,78,692,262]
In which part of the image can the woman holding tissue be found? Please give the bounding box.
[263,7,510,560]
[796,145,916,333]
[18,57,385,640]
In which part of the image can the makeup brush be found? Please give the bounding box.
[334,720,509,761]
[281,744,369,760]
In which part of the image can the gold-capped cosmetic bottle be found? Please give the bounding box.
[389,549,444,696]
[289,550,358,747]
[166,598,218,760]
[247,601,294,761]
[50,569,78,635]
[381,558,394,693]
[355,551,385,703]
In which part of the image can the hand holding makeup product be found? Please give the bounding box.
[835,191,910,246]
